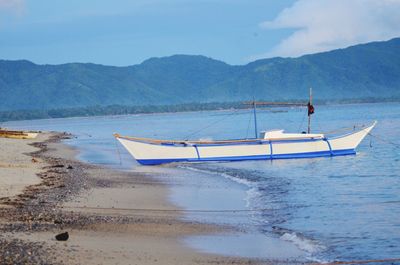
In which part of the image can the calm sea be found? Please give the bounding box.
[4,102,400,262]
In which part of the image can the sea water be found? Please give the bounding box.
[3,102,400,262]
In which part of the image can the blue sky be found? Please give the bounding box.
[1,0,400,66]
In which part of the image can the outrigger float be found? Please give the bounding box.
[114,89,376,165]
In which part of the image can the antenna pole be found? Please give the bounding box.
[253,100,258,139]
[308,87,312,134]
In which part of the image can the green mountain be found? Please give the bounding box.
[1,38,399,111]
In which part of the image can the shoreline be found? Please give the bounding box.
[1,100,399,124]
[1,132,305,264]
[1,103,399,264]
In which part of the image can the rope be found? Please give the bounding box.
[183,109,242,140]
[311,258,400,265]
[114,137,122,165]
[321,124,370,135]
[367,132,400,148]
[297,109,307,132]
[62,205,273,213]
[12,201,273,214]
[23,203,273,213]
[313,113,324,132]
[245,109,253,139]
[321,124,399,149]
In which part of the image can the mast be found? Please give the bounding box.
[308,87,312,134]
[253,100,258,139]
[243,95,312,137]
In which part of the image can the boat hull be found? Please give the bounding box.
[0,130,39,139]
[116,122,375,165]
[134,149,356,165]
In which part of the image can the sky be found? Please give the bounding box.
[1,0,400,66]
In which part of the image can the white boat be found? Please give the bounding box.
[114,88,376,166]
[114,121,376,165]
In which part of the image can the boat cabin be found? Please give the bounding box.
[259,129,324,140]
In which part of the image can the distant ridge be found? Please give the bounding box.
[0,38,399,111]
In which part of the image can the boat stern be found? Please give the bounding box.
[113,133,198,165]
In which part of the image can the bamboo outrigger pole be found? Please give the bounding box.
[253,100,258,139]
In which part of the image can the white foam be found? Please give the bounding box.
[280,232,325,254]
[178,165,263,210]
[178,165,254,187]
[219,172,253,187]
[176,164,328,260]
[245,187,262,208]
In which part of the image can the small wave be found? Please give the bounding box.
[219,171,254,187]
[245,187,263,208]
[280,232,326,254]
[178,165,264,210]
[178,164,254,187]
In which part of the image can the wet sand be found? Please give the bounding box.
[0,132,306,264]
[0,134,46,199]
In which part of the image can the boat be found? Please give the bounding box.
[0,129,39,139]
[114,89,376,165]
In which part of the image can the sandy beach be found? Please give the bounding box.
[0,132,310,264]
[0,134,46,200]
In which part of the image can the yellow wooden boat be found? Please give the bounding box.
[0,129,39,139]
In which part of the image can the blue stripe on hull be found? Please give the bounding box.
[136,149,356,165]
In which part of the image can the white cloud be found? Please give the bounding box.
[258,0,400,59]
[0,0,25,15]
